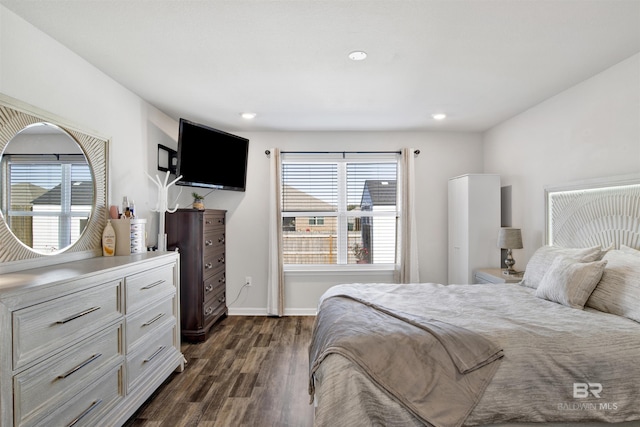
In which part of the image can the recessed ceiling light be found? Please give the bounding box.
[348,51,367,61]
[241,112,256,120]
[432,113,447,121]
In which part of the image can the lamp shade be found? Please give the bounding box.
[498,228,523,249]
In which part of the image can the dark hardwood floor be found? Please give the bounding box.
[124,315,316,427]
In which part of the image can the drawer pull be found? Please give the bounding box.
[205,262,213,269]
[56,306,100,324]
[205,284,214,292]
[204,306,214,316]
[57,353,102,379]
[205,219,212,225]
[67,399,102,427]
[218,235,225,244]
[141,280,165,290]
[218,295,226,303]
[205,239,213,246]
[142,313,165,326]
[218,275,226,284]
[144,345,166,363]
[218,255,225,264]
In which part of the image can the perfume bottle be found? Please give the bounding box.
[122,196,129,218]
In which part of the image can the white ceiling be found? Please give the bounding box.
[2,0,639,132]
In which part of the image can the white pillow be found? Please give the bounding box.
[620,244,640,256]
[586,250,640,322]
[520,245,606,289]
[535,256,607,309]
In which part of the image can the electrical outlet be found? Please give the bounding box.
[245,276,252,287]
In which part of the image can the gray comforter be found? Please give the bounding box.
[309,294,503,427]
[311,283,640,426]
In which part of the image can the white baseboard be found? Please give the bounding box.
[284,308,317,316]
[228,307,317,316]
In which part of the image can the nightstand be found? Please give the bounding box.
[474,268,523,284]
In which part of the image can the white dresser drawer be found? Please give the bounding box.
[125,264,176,314]
[127,323,177,391]
[12,280,122,370]
[33,365,124,427]
[13,323,123,427]
[125,294,176,353]
[0,252,182,427]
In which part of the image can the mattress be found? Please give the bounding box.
[310,282,640,427]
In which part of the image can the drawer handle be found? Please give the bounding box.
[204,306,214,316]
[218,275,226,284]
[144,345,166,363]
[205,262,213,270]
[142,313,165,326]
[218,235,225,244]
[141,280,165,290]
[218,255,225,264]
[57,353,102,379]
[205,239,213,246]
[56,306,100,324]
[205,219,212,225]
[205,284,214,292]
[218,295,226,303]
[67,399,102,427]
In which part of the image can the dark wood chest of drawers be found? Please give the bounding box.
[165,208,227,342]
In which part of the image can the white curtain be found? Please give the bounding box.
[395,147,420,283]
[267,148,285,316]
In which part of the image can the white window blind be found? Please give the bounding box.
[3,154,92,252]
[281,152,399,266]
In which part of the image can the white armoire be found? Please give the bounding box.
[448,174,501,284]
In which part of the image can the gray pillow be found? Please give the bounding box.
[535,256,607,309]
[586,250,640,322]
[520,245,605,289]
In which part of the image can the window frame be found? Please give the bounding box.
[2,154,92,252]
[280,152,400,271]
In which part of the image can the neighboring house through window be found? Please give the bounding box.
[280,152,399,267]
[1,155,92,253]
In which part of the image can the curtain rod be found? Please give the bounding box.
[264,149,420,156]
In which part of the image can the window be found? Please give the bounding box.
[2,154,92,252]
[308,217,325,226]
[281,152,399,267]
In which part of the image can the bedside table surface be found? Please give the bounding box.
[474,268,523,284]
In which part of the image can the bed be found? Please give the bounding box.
[308,174,640,427]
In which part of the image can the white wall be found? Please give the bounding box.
[199,131,483,314]
[0,5,485,314]
[8,3,637,315]
[0,6,178,247]
[484,53,640,268]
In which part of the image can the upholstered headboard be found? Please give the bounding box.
[545,174,640,249]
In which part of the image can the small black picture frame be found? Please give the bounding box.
[157,144,177,175]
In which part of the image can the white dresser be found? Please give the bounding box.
[0,252,184,427]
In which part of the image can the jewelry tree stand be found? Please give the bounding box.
[147,171,182,251]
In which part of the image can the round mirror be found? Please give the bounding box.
[0,123,94,254]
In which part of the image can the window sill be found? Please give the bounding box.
[284,264,396,275]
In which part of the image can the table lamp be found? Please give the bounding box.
[498,228,523,275]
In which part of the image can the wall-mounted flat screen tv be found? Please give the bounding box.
[176,118,249,192]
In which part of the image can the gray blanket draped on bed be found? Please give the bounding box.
[309,294,503,427]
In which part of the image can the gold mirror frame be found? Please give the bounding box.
[0,93,108,272]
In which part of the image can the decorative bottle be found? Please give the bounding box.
[102,219,116,256]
